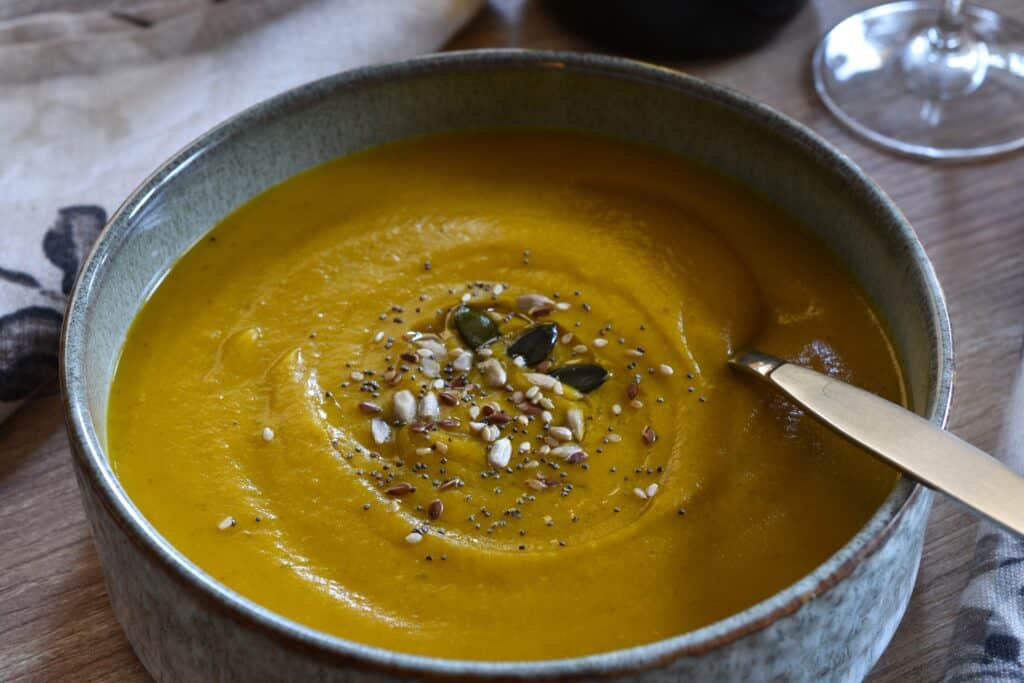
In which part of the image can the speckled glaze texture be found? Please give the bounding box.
[61,51,954,682]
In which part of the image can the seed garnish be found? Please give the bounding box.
[358,401,381,414]
[642,426,657,445]
[386,482,416,496]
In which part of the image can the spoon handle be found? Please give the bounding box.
[730,350,1024,537]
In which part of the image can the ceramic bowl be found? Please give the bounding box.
[61,50,953,682]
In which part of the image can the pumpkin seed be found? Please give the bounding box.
[453,305,498,349]
[506,323,558,366]
[549,364,609,394]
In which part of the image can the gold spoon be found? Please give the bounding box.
[729,349,1024,537]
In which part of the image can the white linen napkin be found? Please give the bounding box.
[0,0,482,422]
[945,354,1024,680]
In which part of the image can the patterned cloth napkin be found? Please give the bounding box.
[0,0,482,422]
[944,358,1024,681]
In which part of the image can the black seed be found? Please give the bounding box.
[453,305,499,349]
[507,323,558,366]
[549,364,609,393]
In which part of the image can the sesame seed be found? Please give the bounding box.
[405,531,423,544]
[658,364,674,376]
[592,338,608,348]
[646,483,659,498]
[261,427,275,442]
[633,488,648,501]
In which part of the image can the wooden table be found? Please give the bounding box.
[2,1,1022,680]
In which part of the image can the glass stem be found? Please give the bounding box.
[932,0,967,50]
[939,0,964,31]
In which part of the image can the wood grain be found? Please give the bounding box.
[2,1,1022,680]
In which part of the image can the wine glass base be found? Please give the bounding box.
[813,1,1024,161]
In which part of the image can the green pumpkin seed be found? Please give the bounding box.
[453,305,499,349]
[507,323,558,366]
[549,364,609,393]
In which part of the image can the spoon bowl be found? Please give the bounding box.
[730,349,1024,537]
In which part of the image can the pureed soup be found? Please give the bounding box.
[108,130,903,661]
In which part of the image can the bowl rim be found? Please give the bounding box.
[60,48,954,679]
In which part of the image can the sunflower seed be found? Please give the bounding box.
[549,426,573,442]
[478,358,507,387]
[524,373,563,395]
[453,351,474,371]
[371,418,391,444]
[420,357,441,378]
[566,407,584,441]
[393,390,416,423]
[516,293,554,312]
[488,438,512,468]
[419,392,440,419]
[416,339,447,358]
